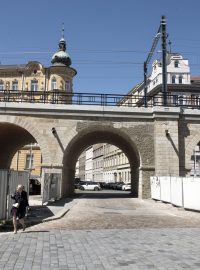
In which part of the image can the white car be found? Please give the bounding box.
[122,183,131,191]
[79,181,101,191]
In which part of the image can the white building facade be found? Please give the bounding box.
[85,146,93,181]
[103,144,131,183]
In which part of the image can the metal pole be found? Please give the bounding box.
[17,150,20,171]
[161,15,167,106]
[194,149,196,177]
[144,62,147,107]
[29,144,33,175]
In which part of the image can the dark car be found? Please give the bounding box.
[29,178,41,195]
[99,182,107,189]
[75,180,87,189]
[115,182,125,190]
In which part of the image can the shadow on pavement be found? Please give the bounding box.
[75,190,136,199]
[0,196,77,232]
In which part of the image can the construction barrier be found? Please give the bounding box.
[0,170,29,220]
[150,176,200,211]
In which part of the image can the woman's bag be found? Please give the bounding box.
[13,203,19,208]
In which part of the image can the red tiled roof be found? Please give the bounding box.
[191,76,200,80]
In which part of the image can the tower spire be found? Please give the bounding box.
[51,25,72,66]
[62,23,65,39]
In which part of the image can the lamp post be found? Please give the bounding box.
[17,150,21,171]
[193,149,197,177]
[28,143,33,176]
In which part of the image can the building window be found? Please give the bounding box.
[31,80,38,91]
[25,154,34,169]
[179,95,183,105]
[51,78,57,90]
[128,99,132,107]
[172,75,176,84]
[65,81,70,92]
[174,60,179,68]
[179,76,183,84]
[12,81,18,91]
[0,81,4,90]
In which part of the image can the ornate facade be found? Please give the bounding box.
[0,32,76,96]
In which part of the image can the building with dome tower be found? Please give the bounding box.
[1,29,77,184]
[0,29,76,96]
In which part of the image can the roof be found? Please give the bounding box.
[191,76,200,80]
[0,64,26,70]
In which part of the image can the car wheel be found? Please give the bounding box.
[79,186,85,191]
[94,187,99,191]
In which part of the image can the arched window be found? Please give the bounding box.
[179,75,183,84]
[0,81,4,91]
[174,60,179,68]
[51,78,57,90]
[172,75,176,84]
[31,79,38,91]
[12,80,18,91]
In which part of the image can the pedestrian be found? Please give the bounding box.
[11,184,27,234]
[22,185,29,212]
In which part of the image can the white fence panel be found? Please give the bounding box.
[7,171,29,218]
[160,177,171,202]
[170,177,183,207]
[42,173,61,204]
[183,178,200,211]
[0,170,29,220]
[0,170,8,220]
[150,176,161,200]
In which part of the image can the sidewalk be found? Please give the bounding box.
[0,194,80,232]
[28,195,81,223]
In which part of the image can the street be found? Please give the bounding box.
[1,191,200,269]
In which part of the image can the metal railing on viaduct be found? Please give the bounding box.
[0,90,200,109]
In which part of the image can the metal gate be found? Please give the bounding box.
[0,170,29,220]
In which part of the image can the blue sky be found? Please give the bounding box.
[1,0,200,94]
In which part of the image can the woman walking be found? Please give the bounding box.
[11,184,28,234]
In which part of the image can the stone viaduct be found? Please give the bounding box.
[0,102,199,199]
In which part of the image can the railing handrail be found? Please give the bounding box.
[0,89,200,109]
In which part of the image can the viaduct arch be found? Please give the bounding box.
[62,125,142,197]
[0,116,52,169]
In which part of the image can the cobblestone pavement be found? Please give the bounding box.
[29,191,200,231]
[1,191,200,269]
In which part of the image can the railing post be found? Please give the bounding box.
[161,15,168,106]
[144,62,148,107]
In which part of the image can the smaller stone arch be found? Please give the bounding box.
[0,116,51,166]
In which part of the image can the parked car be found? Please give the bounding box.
[115,182,125,190]
[99,182,107,189]
[75,180,87,189]
[107,182,117,189]
[78,181,101,191]
[122,183,131,191]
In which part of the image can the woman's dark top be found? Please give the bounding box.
[11,191,29,219]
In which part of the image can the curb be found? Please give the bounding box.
[42,208,70,222]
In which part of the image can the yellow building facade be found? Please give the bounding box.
[11,143,42,179]
[0,32,76,98]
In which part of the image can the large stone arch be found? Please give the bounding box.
[62,124,145,197]
[0,116,51,168]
